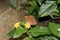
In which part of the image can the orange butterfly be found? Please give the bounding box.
[25,15,37,25]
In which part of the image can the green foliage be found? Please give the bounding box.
[49,22,60,38]
[29,26,51,37]
[10,0,60,18]
[8,27,27,38]
[8,21,60,40]
[8,28,16,37]
[10,0,17,8]
[38,1,58,18]
[57,0,60,3]
[8,0,60,40]
[40,36,58,40]
[37,0,44,5]
[23,37,32,40]
[27,0,59,19]
[13,27,27,38]
[23,36,58,40]
[28,0,38,14]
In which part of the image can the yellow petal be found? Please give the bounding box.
[25,22,30,29]
[14,22,20,28]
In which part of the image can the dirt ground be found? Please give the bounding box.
[0,0,27,40]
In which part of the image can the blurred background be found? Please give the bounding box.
[0,0,27,40]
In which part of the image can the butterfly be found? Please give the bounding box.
[25,15,37,25]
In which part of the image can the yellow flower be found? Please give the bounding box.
[14,22,20,28]
[25,22,31,29]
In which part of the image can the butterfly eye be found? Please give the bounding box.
[25,15,37,25]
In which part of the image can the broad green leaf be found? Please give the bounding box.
[40,36,58,40]
[29,26,51,37]
[37,0,44,5]
[7,28,16,37]
[38,1,58,17]
[49,22,60,38]
[23,37,32,40]
[10,0,17,8]
[13,27,27,38]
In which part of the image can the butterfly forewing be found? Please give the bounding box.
[25,15,37,25]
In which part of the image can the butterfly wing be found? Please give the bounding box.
[25,15,37,25]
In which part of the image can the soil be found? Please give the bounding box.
[0,0,27,40]
[0,0,60,40]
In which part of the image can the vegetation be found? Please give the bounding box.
[8,0,60,40]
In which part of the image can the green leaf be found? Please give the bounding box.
[28,0,37,14]
[50,12,59,19]
[40,36,58,40]
[10,0,17,8]
[37,0,44,5]
[49,22,60,38]
[23,37,32,40]
[13,27,27,38]
[35,37,40,40]
[58,7,60,15]
[57,0,60,3]
[7,28,16,37]
[29,26,51,37]
[38,1,58,17]
[21,20,26,26]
